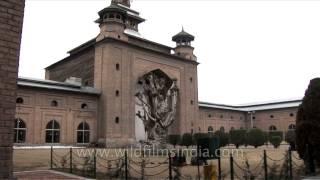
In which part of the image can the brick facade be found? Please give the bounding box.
[0,0,25,178]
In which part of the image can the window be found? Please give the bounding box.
[81,103,88,109]
[115,117,119,124]
[46,120,60,143]
[116,14,121,19]
[208,114,212,118]
[77,122,90,143]
[116,63,120,70]
[220,126,225,132]
[190,100,194,105]
[14,118,26,143]
[51,100,58,107]
[288,124,296,130]
[269,125,277,131]
[190,77,193,82]
[252,116,256,120]
[270,115,274,119]
[220,115,223,119]
[290,113,294,117]
[208,126,214,133]
[230,116,233,119]
[16,97,24,104]
[109,14,114,18]
[116,90,120,97]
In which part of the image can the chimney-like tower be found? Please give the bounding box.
[172,28,196,61]
[95,0,145,41]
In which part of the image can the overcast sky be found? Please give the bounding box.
[19,0,320,105]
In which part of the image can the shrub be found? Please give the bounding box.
[285,130,296,150]
[214,130,229,147]
[192,133,209,145]
[180,133,193,148]
[246,128,266,148]
[268,131,283,142]
[230,129,246,148]
[167,134,181,148]
[270,136,282,148]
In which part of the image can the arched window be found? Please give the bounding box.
[269,125,277,131]
[77,122,90,143]
[220,126,225,132]
[81,103,88,109]
[51,100,58,107]
[14,118,26,143]
[16,97,24,104]
[288,124,296,130]
[46,120,60,143]
[208,126,214,133]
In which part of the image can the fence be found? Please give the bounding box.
[50,147,308,180]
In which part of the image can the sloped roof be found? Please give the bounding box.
[199,98,302,112]
[18,77,100,95]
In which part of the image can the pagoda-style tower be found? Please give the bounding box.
[172,28,197,61]
[95,0,145,41]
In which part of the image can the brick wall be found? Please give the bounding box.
[45,48,95,86]
[0,0,25,178]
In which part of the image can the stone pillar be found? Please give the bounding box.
[0,0,25,179]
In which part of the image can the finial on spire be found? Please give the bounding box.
[182,26,184,32]
[111,0,131,7]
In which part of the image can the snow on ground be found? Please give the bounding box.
[14,145,84,149]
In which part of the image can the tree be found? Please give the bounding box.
[167,134,181,148]
[230,129,246,148]
[269,136,282,148]
[192,133,209,145]
[246,128,266,148]
[180,133,193,148]
[296,78,320,167]
[214,130,229,147]
[285,130,296,150]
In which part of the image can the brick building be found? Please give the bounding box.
[13,0,299,147]
[0,0,25,178]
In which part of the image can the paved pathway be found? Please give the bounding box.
[14,170,89,180]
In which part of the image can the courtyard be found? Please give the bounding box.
[13,145,305,179]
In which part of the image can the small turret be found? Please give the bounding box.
[95,0,145,41]
[172,28,196,61]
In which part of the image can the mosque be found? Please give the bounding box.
[14,0,298,146]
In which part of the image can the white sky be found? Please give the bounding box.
[19,0,320,105]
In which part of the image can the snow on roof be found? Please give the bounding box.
[199,98,302,112]
[124,28,143,38]
[18,77,100,95]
